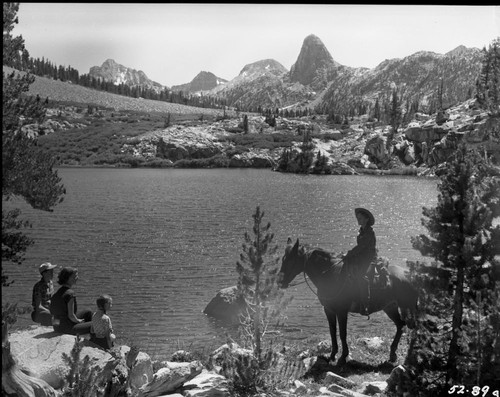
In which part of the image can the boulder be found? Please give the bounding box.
[228,152,275,168]
[404,124,448,143]
[183,369,230,397]
[293,380,308,394]
[359,336,384,350]
[8,325,120,390]
[359,381,388,395]
[386,364,410,393]
[324,371,357,389]
[203,286,247,323]
[329,161,358,175]
[118,345,154,389]
[228,154,252,167]
[157,143,190,161]
[364,135,389,164]
[138,361,203,397]
[403,143,415,164]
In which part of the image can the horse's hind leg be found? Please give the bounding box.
[337,309,349,365]
[324,307,338,363]
[383,302,405,363]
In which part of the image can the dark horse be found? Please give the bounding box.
[279,238,418,366]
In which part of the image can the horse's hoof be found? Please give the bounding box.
[336,357,347,366]
[383,358,397,367]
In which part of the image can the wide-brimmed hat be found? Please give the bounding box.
[39,262,57,274]
[355,208,375,226]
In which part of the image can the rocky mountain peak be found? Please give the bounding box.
[289,34,339,86]
[171,71,228,93]
[446,45,471,57]
[89,59,164,92]
[238,59,288,77]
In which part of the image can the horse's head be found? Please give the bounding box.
[279,238,305,288]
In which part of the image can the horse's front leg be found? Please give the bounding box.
[337,309,349,365]
[324,307,338,363]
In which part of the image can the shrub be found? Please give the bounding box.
[174,154,230,168]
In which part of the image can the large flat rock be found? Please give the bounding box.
[8,325,115,389]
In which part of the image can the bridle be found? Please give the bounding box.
[285,247,348,302]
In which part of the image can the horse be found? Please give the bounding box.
[278,238,418,366]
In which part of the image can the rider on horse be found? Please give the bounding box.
[342,207,377,315]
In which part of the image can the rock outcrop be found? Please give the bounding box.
[8,325,124,390]
[402,99,500,167]
[203,286,247,323]
[6,326,226,396]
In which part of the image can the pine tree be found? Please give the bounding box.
[236,207,290,363]
[403,143,500,393]
[389,89,402,133]
[3,2,66,284]
[373,98,381,121]
[476,37,500,115]
[276,148,291,172]
[243,114,249,134]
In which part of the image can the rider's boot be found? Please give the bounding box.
[359,277,370,316]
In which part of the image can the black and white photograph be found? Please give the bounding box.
[2,3,499,396]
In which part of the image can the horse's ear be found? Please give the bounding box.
[286,237,292,246]
[294,239,300,248]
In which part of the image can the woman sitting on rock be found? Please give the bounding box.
[50,267,93,336]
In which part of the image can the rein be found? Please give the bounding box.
[300,249,349,303]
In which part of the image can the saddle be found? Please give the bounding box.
[345,256,390,290]
[370,257,391,290]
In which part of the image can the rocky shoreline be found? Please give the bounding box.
[6,325,406,397]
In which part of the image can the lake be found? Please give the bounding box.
[2,168,437,358]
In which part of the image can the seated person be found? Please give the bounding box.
[50,267,92,335]
[31,262,57,326]
[90,294,116,350]
[342,208,377,315]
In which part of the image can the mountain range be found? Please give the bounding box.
[88,34,485,114]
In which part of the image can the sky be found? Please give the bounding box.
[13,3,500,87]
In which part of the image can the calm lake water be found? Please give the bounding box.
[2,168,437,358]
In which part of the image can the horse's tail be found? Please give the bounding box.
[388,266,419,329]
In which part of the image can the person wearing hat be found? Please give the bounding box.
[31,262,57,326]
[343,208,378,315]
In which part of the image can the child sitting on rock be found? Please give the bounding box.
[90,294,116,350]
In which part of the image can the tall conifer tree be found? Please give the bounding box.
[403,143,500,393]
[2,2,65,285]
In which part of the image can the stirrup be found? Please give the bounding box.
[361,302,370,318]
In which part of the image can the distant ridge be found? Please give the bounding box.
[3,66,223,115]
